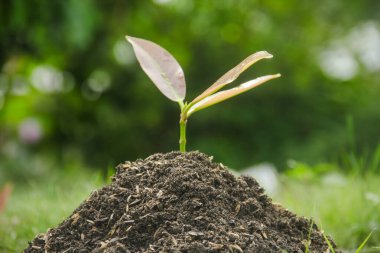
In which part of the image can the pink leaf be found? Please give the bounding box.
[126,36,186,102]
[191,51,273,104]
[187,74,281,116]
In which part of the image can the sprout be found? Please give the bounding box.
[126,35,281,152]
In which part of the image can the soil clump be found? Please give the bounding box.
[25,151,337,252]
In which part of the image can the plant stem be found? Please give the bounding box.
[179,118,187,152]
[178,101,192,152]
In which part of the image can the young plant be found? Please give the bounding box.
[126,35,281,152]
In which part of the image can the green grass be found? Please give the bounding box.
[274,172,380,252]
[1,165,379,252]
[0,168,104,253]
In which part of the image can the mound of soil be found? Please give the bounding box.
[25,151,338,253]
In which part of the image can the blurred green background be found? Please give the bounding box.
[1,0,380,179]
[1,0,380,251]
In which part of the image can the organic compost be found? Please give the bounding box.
[25,151,337,252]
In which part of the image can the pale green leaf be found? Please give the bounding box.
[191,51,273,104]
[187,74,281,116]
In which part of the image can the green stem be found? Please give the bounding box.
[179,118,187,152]
[177,101,187,152]
[178,101,193,152]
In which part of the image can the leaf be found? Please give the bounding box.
[191,51,273,104]
[126,36,186,102]
[322,232,336,253]
[187,74,281,116]
[355,231,373,253]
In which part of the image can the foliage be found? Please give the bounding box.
[277,171,380,251]
[126,36,280,151]
[0,167,104,252]
[354,232,373,253]
[0,2,378,251]
[0,1,380,172]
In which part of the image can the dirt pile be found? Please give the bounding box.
[25,151,337,252]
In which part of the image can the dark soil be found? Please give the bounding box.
[24,151,338,253]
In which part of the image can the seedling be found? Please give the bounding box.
[126,35,281,152]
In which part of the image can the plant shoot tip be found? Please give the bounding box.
[127,35,280,152]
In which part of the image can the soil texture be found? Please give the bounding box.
[24,151,338,252]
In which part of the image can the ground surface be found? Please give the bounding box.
[24,151,337,252]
